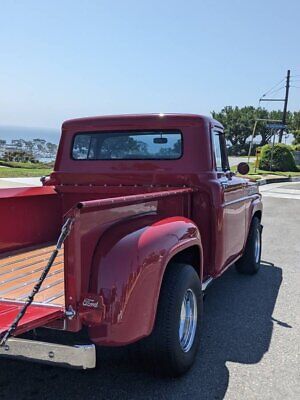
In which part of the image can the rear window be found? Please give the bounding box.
[72,130,182,160]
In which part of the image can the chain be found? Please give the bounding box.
[0,217,74,347]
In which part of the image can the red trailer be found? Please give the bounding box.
[0,114,262,376]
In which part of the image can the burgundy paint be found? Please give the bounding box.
[0,302,63,336]
[0,187,62,254]
[0,114,262,344]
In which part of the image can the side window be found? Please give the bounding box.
[212,130,222,170]
[212,129,229,172]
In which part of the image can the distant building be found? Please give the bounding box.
[0,139,57,161]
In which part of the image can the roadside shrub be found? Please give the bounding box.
[2,150,36,163]
[0,160,48,169]
[259,144,298,172]
[292,144,300,151]
[292,130,300,145]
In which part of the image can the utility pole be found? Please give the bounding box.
[279,69,290,143]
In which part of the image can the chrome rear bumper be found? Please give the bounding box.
[0,337,96,369]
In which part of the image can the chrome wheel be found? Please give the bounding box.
[179,289,197,352]
[255,228,261,264]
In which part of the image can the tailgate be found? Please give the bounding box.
[0,302,64,336]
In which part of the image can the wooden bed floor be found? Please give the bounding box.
[0,244,64,307]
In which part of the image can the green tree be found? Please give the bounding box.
[212,106,265,155]
[290,111,300,144]
[212,106,299,155]
[3,150,36,163]
[100,136,149,158]
[46,142,58,154]
[292,131,300,145]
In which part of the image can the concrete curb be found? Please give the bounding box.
[257,176,300,186]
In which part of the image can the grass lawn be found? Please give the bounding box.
[1,159,299,180]
[0,167,52,178]
[0,160,53,178]
[236,162,300,181]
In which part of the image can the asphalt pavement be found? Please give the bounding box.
[0,182,299,399]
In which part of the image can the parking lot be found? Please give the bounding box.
[0,182,299,400]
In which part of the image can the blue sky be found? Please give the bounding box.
[0,0,299,130]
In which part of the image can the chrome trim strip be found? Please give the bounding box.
[44,291,65,304]
[202,277,213,291]
[0,260,63,283]
[0,254,63,276]
[224,194,260,207]
[0,338,96,369]
[17,278,64,301]
[0,298,63,308]
[0,268,64,295]
[0,249,56,269]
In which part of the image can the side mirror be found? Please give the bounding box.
[40,175,55,186]
[237,162,250,175]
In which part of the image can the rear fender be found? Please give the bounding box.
[87,216,202,346]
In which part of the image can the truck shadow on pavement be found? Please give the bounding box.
[0,263,282,400]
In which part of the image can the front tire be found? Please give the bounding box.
[135,263,203,377]
[236,216,262,275]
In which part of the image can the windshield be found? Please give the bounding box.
[72,130,182,160]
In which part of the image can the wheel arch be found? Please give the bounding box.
[248,196,263,234]
[253,209,262,221]
[87,216,203,346]
[164,244,202,279]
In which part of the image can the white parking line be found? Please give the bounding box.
[259,182,299,192]
[262,192,300,200]
[271,189,300,195]
[260,182,300,200]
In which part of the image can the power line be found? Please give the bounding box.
[259,70,290,143]
[260,78,285,98]
[265,85,285,96]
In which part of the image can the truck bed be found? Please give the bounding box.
[0,244,64,307]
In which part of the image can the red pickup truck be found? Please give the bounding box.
[0,114,262,376]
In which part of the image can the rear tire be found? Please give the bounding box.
[236,216,262,275]
[134,263,203,377]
